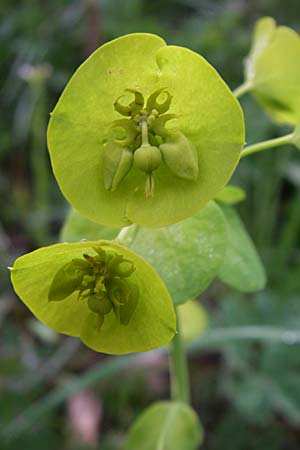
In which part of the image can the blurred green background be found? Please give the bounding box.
[1,1,300,449]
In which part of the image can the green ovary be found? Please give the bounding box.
[48,246,139,330]
[103,87,199,196]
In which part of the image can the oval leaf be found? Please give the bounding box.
[48,33,244,228]
[218,205,266,292]
[215,185,246,205]
[125,401,203,450]
[178,300,209,343]
[131,201,228,304]
[10,241,176,354]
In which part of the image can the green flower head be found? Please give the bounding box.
[246,17,300,125]
[48,33,244,228]
[10,241,176,354]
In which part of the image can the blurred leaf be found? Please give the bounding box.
[60,208,119,242]
[131,201,227,304]
[223,364,300,426]
[178,300,209,343]
[27,318,58,344]
[1,352,140,441]
[0,393,59,450]
[125,401,203,450]
[215,292,300,427]
[218,205,266,292]
[246,17,300,125]
[211,411,290,450]
[224,374,274,424]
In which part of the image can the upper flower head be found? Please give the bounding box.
[48,33,244,228]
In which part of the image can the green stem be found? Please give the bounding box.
[241,133,294,158]
[141,119,149,145]
[233,80,253,98]
[169,307,190,404]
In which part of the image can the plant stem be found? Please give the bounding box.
[169,307,190,404]
[240,133,294,158]
[141,119,149,145]
[233,80,253,98]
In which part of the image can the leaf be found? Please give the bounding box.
[218,205,266,292]
[215,185,246,205]
[130,201,228,304]
[214,293,300,427]
[125,401,203,450]
[60,208,119,242]
[10,241,176,354]
[245,17,300,125]
[48,33,244,228]
[177,300,209,343]
[60,202,228,305]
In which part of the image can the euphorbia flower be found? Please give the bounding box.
[10,241,176,354]
[245,17,300,125]
[48,33,245,228]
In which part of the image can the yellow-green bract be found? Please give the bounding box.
[47,33,245,228]
[10,240,176,354]
[246,17,300,125]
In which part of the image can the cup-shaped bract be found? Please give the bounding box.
[245,17,300,125]
[48,33,244,228]
[10,241,176,354]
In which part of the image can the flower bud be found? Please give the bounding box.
[103,141,133,191]
[159,132,199,181]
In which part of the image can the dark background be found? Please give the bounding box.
[1,1,300,449]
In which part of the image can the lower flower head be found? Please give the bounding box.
[10,241,176,354]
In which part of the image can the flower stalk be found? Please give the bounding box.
[241,133,294,158]
[169,307,190,404]
[233,80,253,98]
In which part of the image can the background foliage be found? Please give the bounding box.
[1,1,300,449]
